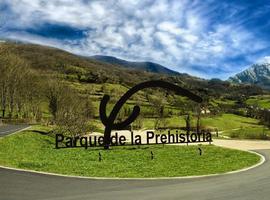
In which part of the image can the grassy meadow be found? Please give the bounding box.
[246,95,270,109]
[1,42,270,141]
[34,81,270,140]
[0,126,261,178]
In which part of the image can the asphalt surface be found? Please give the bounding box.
[0,124,29,137]
[0,149,269,200]
[0,126,269,200]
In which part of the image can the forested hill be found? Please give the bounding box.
[91,55,179,75]
[0,42,265,99]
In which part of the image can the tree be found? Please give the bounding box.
[185,114,191,134]
[84,99,95,119]
[46,81,95,136]
[0,45,41,120]
[147,94,167,129]
[196,106,202,133]
[46,80,64,122]
[56,90,94,137]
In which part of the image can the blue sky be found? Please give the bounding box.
[1,0,270,79]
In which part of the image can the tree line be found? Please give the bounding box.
[0,48,95,136]
[0,46,42,120]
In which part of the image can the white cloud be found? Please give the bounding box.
[257,56,270,64]
[0,0,268,79]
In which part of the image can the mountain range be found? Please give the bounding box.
[92,55,270,91]
[0,41,265,98]
[2,40,270,91]
[91,55,179,76]
[229,63,270,89]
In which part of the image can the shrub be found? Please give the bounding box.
[229,128,269,140]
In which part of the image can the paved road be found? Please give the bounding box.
[0,149,269,200]
[0,124,30,137]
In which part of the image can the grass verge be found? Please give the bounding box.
[0,126,261,178]
[227,127,270,140]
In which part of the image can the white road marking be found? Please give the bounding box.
[0,126,31,135]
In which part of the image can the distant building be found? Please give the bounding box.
[201,108,211,114]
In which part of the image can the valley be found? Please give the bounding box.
[0,41,269,141]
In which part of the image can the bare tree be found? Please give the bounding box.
[46,80,66,122]
[55,87,94,136]
[0,45,41,120]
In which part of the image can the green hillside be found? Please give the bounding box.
[246,95,270,109]
[0,42,269,140]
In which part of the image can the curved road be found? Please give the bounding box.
[0,124,30,137]
[0,149,268,200]
[0,127,270,200]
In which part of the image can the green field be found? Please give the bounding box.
[35,78,270,141]
[246,95,270,109]
[201,114,261,130]
[0,127,260,178]
[1,42,270,142]
[225,127,270,140]
[142,114,270,138]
